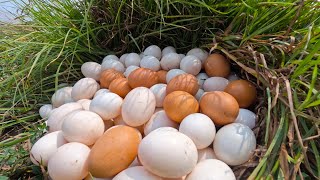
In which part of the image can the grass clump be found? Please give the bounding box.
[0,0,319,179]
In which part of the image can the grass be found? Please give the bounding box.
[0,0,319,179]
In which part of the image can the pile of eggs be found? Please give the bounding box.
[32,45,258,180]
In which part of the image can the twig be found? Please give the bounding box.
[285,0,304,36]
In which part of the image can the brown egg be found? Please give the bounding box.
[163,91,199,123]
[100,69,125,88]
[200,91,239,126]
[88,125,141,178]
[157,70,168,84]
[128,68,159,88]
[166,74,199,96]
[204,54,230,77]
[109,78,132,98]
[224,80,256,108]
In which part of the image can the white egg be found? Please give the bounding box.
[197,147,217,162]
[39,104,53,119]
[162,46,176,56]
[195,89,205,101]
[103,55,119,62]
[81,62,102,81]
[180,55,202,75]
[101,59,125,73]
[144,45,161,59]
[125,53,141,67]
[166,69,186,83]
[77,99,91,110]
[150,84,167,107]
[139,128,198,178]
[178,54,186,59]
[62,110,104,145]
[160,53,181,70]
[227,72,240,82]
[48,142,90,180]
[214,123,256,166]
[89,92,123,120]
[140,56,161,71]
[47,102,83,132]
[196,73,209,89]
[144,110,179,135]
[119,53,128,64]
[124,65,140,78]
[129,157,141,168]
[51,87,73,108]
[235,109,256,129]
[122,87,156,126]
[186,159,235,180]
[203,77,229,92]
[94,89,110,98]
[71,78,100,101]
[179,113,216,149]
[186,48,208,65]
[30,131,67,166]
[113,166,162,180]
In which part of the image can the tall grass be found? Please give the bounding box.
[0,0,319,179]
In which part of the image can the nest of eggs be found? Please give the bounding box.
[32,45,263,180]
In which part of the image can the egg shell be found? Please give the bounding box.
[89,92,123,120]
[88,125,141,178]
[113,166,162,180]
[160,53,181,70]
[195,89,205,101]
[47,102,83,132]
[62,110,104,145]
[196,73,209,89]
[122,87,156,126]
[39,104,53,119]
[81,62,102,81]
[100,69,125,88]
[227,72,240,82]
[156,70,168,84]
[235,108,256,129]
[51,87,73,108]
[200,91,239,126]
[94,89,110,98]
[124,65,140,78]
[166,69,186,83]
[150,84,167,107]
[113,115,144,135]
[144,45,162,59]
[119,53,128,64]
[197,147,217,162]
[103,120,114,131]
[187,48,208,66]
[71,78,100,101]
[144,110,179,135]
[179,113,216,149]
[30,131,67,166]
[166,74,199,96]
[163,91,199,123]
[204,53,230,77]
[48,142,90,180]
[128,68,159,88]
[109,78,132,98]
[203,77,229,92]
[178,54,186,59]
[214,123,256,165]
[125,53,141,67]
[138,128,198,178]
[162,46,176,56]
[101,59,125,73]
[77,99,91,110]
[186,159,235,180]
[103,55,119,62]
[224,80,257,108]
[140,56,161,71]
[180,55,202,75]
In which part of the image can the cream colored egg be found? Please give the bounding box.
[196,73,209,89]
[195,89,204,101]
[144,110,179,135]
[122,87,156,126]
[140,56,161,71]
[30,131,67,166]
[125,53,141,67]
[214,123,256,166]
[77,99,91,110]
[235,108,256,129]
[89,92,123,120]
[197,147,217,162]
[51,87,73,108]
[81,62,102,81]
[39,104,53,119]
[144,45,161,59]
[179,113,216,149]
[150,84,167,107]
[101,59,125,73]
[124,65,140,78]
[103,55,119,62]
[94,89,110,98]
[47,102,83,132]
[113,166,161,180]
[48,142,90,180]
[138,128,198,178]
[160,53,181,70]
[71,78,100,101]
[203,77,229,92]
[162,46,176,56]
[119,53,128,64]
[186,48,208,65]
[180,55,202,75]
[166,69,186,83]
[186,159,235,180]
[62,110,104,145]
